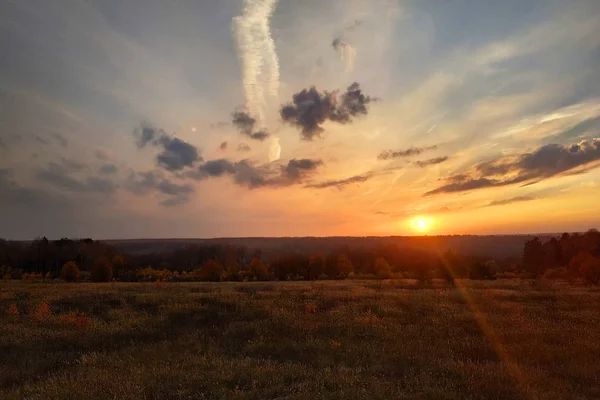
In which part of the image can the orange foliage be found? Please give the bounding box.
[7,302,19,316]
[305,302,317,315]
[330,340,341,349]
[59,312,93,330]
[33,302,52,321]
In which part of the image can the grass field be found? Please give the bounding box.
[1,280,599,399]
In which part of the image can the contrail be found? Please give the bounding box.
[232,0,280,128]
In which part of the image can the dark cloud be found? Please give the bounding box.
[36,162,117,194]
[35,135,49,145]
[132,123,202,172]
[283,159,323,180]
[426,139,600,195]
[305,173,371,189]
[134,123,165,148]
[60,157,86,172]
[155,136,201,172]
[189,158,323,189]
[0,138,6,149]
[156,180,194,196]
[99,164,118,175]
[238,143,251,152]
[414,156,449,167]
[52,133,68,148]
[487,196,536,207]
[197,159,237,178]
[332,38,352,53]
[125,170,194,206]
[231,110,270,141]
[219,141,228,150]
[280,82,373,140]
[378,145,437,160]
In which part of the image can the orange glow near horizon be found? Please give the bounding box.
[411,216,434,234]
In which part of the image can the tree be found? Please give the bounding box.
[91,257,113,282]
[570,252,600,284]
[248,257,269,281]
[197,259,224,282]
[373,257,391,279]
[579,255,600,285]
[336,253,354,278]
[60,261,80,282]
[308,254,325,280]
[523,237,545,275]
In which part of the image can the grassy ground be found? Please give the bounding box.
[1,279,599,400]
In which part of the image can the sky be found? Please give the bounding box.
[1,0,600,239]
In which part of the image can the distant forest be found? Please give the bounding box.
[1,231,599,284]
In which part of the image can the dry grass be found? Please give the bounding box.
[1,279,599,399]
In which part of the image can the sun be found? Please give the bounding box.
[411,216,433,233]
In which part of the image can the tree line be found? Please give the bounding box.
[1,230,599,284]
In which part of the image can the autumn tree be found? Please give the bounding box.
[91,257,113,282]
[373,257,391,279]
[197,259,224,282]
[60,261,80,282]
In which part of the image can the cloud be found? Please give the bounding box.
[98,164,118,175]
[487,196,536,207]
[0,138,6,149]
[155,136,201,172]
[188,158,323,189]
[414,156,449,167]
[94,149,110,161]
[52,133,68,147]
[238,143,251,152]
[231,110,270,141]
[378,145,438,160]
[305,173,371,189]
[160,196,191,207]
[332,38,356,72]
[125,171,160,196]
[134,123,165,148]
[426,139,600,195]
[59,157,86,172]
[36,162,117,194]
[35,136,49,145]
[280,82,373,140]
[282,158,322,180]
[125,170,194,206]
[219,141,228,150]
[133,123,202,171]
[197,159,237,178]
[156,180,194,196]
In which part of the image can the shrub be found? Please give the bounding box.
[60,261,80,282]
[91,257,113,282]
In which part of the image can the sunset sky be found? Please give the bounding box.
[1,0,600,239]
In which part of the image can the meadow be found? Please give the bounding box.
[1,279,599,399]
